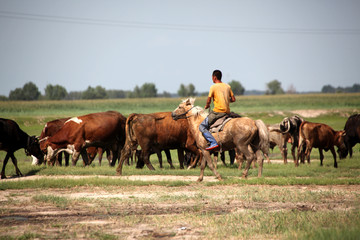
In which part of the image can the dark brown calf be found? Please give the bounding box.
[116,112,200,175]
[297,121,347,168]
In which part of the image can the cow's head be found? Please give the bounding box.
[171,98,195,120]
[280,115,304,134]
[26,136,44,165]
[336,131,348,159]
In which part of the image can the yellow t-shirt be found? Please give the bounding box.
[208,82,234,113]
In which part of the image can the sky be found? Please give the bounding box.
[0,0,359,96]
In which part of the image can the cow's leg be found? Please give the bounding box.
[229,149,235,165]
[177,149,184,169]
[220,152,227,167]
[296,141,304,167]
[72,150,81,166]
[116,145,133,175]
[97,148,104,166]
[56,153,62,166]
[155,150,164,168]
[256,150,264,177]
[80,150,90,166]
[64,153,70,167]
[142,150,155,170]
[10,153,23,177]
[1,154,10,179]
[164,149,175,169]
[319,149,324,166]
[349,146,353,158]
[304,140,312,164]
[330,147,338,168]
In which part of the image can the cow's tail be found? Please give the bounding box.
[255,119,270,155]
[125,113,137,145]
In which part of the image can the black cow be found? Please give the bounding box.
[343,114,360,158]
[0,118,44,179]
[280,115,305,163]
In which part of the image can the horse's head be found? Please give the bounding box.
[171,98,196,120]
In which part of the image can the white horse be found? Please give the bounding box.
[171,98,269,182]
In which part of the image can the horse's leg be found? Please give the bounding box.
[197,151,207,182]
[238,145,255,179]
[202,150,222,181]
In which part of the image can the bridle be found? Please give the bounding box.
[173,106,195,119]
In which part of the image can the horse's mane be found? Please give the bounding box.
[181,98,208,118]
[192,106,209,118]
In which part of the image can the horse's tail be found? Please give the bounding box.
[255,119,270,155]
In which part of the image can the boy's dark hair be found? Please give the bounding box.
[212,70,222,80]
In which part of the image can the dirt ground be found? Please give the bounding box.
[1,174,359,239]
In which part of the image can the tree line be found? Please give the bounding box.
[1,80,359,101]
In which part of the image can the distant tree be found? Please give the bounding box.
[0,95,7,101]
[130,83,157,98]
[286,84,297,94]
[82,85,107,99]
[106,90,128,99]
[9,88,23,100]
[177,83,197,97]
[9,82,40,100]
[228,80,245,95]
[66,91,82,100]
[177,84,187,97]
[45,84,68,100]
[321,84,336,93]
[140,83,157,98]
[266,79,284,95]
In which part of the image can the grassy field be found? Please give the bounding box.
[0,93,359,239]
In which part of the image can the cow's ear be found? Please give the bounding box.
[342,132,346,137]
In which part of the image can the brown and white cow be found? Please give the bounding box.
[116,112,200,175]
[41,111,126,166]
[38,117,70,166]
[297,121,347,168]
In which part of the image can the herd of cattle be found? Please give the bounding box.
[1,99,359,180]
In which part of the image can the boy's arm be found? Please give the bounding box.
[205,97,212,109]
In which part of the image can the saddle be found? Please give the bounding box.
[209,112,241,133]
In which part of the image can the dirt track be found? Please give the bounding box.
[1,174,359,239]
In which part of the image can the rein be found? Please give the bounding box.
[174,106,195,119]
